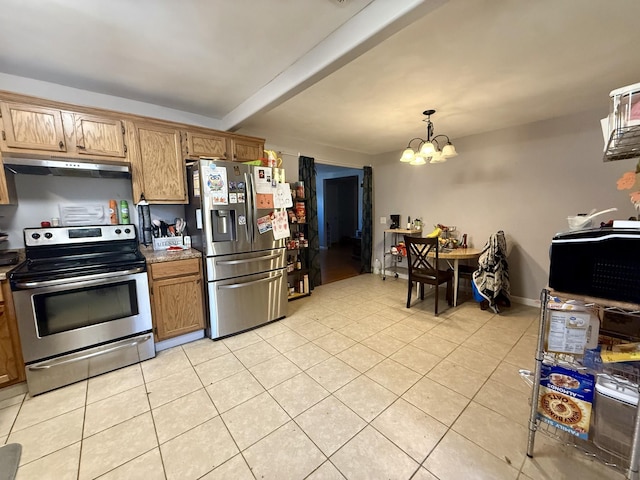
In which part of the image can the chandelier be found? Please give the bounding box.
[400,109,458,165]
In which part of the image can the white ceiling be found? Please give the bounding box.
[2,0,640,156]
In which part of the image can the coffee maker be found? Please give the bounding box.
[390,214,400,229]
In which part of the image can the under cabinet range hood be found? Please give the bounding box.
[3,157,131,179]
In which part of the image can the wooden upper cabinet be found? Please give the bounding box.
[0,153,17,206]
[74,113,127,158]
[0,102,66,152]
[183,130,228,160]
[130,122,186,204]
[229,137,264,163]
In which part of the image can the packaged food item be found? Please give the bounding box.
[295,202,306,223]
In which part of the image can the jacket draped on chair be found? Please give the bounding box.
[472,230,511,313]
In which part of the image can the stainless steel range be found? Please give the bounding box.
[9,224,154,395]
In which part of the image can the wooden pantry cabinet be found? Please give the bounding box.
[148,258,205,341]
[0,280,25,388]
[129,121,187,204]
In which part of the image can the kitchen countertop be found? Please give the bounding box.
[0,247,204,279]
[0,250,25,281]
[140,246,202,264]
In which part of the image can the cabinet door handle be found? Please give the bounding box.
[76,144,86,149]
[58,141,64,150]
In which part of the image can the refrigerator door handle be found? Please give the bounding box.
[247,171,258,244]
[216,253,281,265]
[244,171,254,244]
[218,272,283,290]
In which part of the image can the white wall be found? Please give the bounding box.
[372,108,634,303]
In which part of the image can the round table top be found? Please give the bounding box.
[428,247,482,259]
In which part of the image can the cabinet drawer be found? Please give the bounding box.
[151,258,201,280]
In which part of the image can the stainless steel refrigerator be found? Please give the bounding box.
[185,159,287,339]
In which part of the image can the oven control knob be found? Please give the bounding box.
[44,232,53,239]
[115,229,122,234]
[124,228,131,234]
[31,233,41,240]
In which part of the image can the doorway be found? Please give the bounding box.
[316,165,362,284]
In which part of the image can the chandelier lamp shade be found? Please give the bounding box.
[400,109,458,165]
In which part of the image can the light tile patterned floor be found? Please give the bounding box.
[0,275,626,479]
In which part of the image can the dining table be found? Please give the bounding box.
[428,247,482,307]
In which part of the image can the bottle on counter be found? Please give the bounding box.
[109,199,118,224]
[120,200,129,224]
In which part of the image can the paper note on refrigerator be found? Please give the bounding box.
[274,183,293,208]
[257,213,273,234]
[273,167,286,184]
[205,165,228,205]
[254,166,274,194]
[272,210,291,240]
[256,193,274,209]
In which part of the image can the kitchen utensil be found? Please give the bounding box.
[174,217,186,235]
[567,208,618,231]
[152,219,161,238]
[159,221,169,237]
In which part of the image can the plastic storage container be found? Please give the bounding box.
[604,82,640,161]
[610,83,640,132]
[592,375,638,460]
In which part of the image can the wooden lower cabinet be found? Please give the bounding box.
[149,258,205,341]
[0,280,25,388]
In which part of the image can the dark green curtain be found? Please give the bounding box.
[299,155,321,289]
[361,166,373,273]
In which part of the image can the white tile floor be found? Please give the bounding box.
[0,274,626,479]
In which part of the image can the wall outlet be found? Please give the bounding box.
[380,216,387,224]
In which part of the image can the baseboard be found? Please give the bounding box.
[510,295,540,307]
[376,275,540,307]
[0,381,28,402]
[155,330,205,352]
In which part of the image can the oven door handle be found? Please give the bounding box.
[218,272,283,289]
[27,335,153,371]
[13,266,147,289]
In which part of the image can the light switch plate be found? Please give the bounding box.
[380,216,387,224]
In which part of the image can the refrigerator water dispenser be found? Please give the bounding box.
[211,209,236,242]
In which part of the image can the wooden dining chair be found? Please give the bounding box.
[404,235,454,315]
